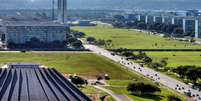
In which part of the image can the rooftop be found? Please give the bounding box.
[3,21,69,27]
[0,64,91,101]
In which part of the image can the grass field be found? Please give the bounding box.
[0,52,145,80]
[0,52,187,100]
[146,52,201,67]
[73,26,201,67]
[72,26,201,49]
[106,80,186,101]
[81,86,115,101]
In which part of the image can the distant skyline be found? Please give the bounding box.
[0,0,201,10]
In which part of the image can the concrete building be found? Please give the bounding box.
[195,19,201,38]
[198,20,201,38]
[183,18,196,35]
[2,21,68,44]
[174,17,183,27]
[126,14,138,20]
[186,10,199,17]
[57,0,67,23]
[147,15,154,24]
[138,15,146,23]
[155,16,163,24]
[163,16,173,25]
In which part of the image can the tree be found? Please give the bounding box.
[137,21,147,29]
[148,62,163,69]
[137,51,147,60]
[71,76,87,86]
[75,32,85,38]
[167,95,181,101]
[71,40,83,48]
[106,40,113,48]
[127,82,161,95]
[160,57,168,67]
[172,66,188,78]
[122,51,134,57]
[186,67,199,83]
[173,65,199,83]
[173,27,184,37]
[70,30,86,38]
[87,37,96,43]
[67,37,77,44]
[95,39,106,46]
[143,56,152,64]
[190,38,196,43]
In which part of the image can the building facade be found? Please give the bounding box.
[174,17,183,27]
[196,19,201,38]
[4,22,68,44]
[183,19,196,35]
[155,16,163,24]
[147,15,154,24]
[163,17,173,25]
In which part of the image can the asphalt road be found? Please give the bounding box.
[84,44,201,101]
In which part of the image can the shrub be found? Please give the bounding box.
[167,95,181,101]
[127,82,161,95]
[87,37,96,43]
[71,76,87,86]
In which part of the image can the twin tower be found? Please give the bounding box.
[56,0,67,23]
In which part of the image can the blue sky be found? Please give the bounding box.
[0,0,200,10]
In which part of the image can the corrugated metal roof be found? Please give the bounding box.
[0,64,91,101]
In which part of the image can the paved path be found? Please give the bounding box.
[94,86,131,101]
[84,44,201,101]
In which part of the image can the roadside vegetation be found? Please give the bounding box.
[73,26,201,91]
[112,50,201,92]
[106,80,185,101]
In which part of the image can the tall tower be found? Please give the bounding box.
[58,0,67,23]
[52,0,55,20]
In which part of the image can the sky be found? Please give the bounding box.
[0,0,201,10]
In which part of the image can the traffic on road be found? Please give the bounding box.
[84,44,201,101]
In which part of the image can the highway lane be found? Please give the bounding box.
[84,44,201,101]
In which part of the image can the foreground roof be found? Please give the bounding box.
[0,64,91,101]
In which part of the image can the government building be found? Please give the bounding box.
[3,21,68,44]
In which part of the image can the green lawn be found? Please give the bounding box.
[0,52,143,80]
[81,86,115,101]
[146,52,201,67]
[0,52,187,100]
[72,26,201,49]
[106,80,186,101]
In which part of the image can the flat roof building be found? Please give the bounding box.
[1,21,69,45]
